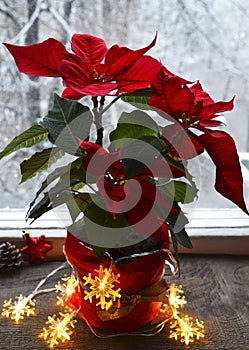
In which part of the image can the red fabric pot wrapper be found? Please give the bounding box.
[64,232,168,332]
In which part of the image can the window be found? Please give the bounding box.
[0,1,249,255]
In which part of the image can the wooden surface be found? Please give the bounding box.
[0,255,248,350]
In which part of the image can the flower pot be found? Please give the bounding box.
[64,231,168,332]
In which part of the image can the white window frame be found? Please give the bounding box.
[0,208,248,258]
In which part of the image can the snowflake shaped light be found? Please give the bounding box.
[2,294,36,322]
[83,265,121,310]
[166,282,205,345]
[169,314,204,345]
[55,275,78,307]
[168,283,187,311]
[40,311,77,348]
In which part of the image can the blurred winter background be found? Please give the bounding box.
[1,0,249,209]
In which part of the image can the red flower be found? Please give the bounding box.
[60,34,158,97]
[198,130,248,213]
[79,141,175,242]
[162,123,204,160]
[148,68,247,213]
[149,68,234,130]
[3,38,67,77]
[4,34,159,98]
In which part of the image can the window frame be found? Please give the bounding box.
[0,208,248,259]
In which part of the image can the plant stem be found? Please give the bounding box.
[91,93,128,145]
[92,96,104,146]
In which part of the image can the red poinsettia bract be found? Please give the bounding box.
[149,68,234,129]
[4,34,160,98]
[149,68,247,213]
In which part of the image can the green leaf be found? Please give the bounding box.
[121,95,152,110]
[165,201,192,249]
[27,179,88,221]
[26,158,85,217]
[83,200,131,250]
[90,245,109,260]
[40,94,93,156]
[84,200,128,229]
[0,124,48,160]
[66,193,92,223]
[67,218,87,240]
[67,218,109,259]
[27,192,52,222]
[161,180,198,204]
[20,147,65,183]
[109,110,159,151]
[121,139,160,178]
[167,202,189,229]
[170,227,193,249]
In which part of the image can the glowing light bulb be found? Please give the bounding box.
[83,265,121,310]
[2,294,36,323]
[168,284,187,312]
[166,282,205,345]
[169,314,204,345]
[40,311,77,348]
[55,275,78,307]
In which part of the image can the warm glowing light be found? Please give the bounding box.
[15,124,20,129]
[2,294,36,323]
[167,283,205,345]
[13,173,18,178]
[55,275,78,307]
[40,311,77,348]
[168,284,187,310]
[4,137,9,142]
[99,282,106,290]
[83,265,121,310]
[169,315,204,345]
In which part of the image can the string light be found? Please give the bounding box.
[167,283,205,345]
[168,284,187,310]
[55,274,78,307]
[169,315,204,345]
[40,310,77,348]
[83,265,121,310]
[1,256,205,347]
[2,294,36,323]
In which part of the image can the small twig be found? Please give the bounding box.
[100,94,124,115]
[46,4,74,38]
[85,183,98,194]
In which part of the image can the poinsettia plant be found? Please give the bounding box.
[1,34,247,259]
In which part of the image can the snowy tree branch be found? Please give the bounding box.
[10,0,44,44]
[0,2,22,30]
[46,3,74,39]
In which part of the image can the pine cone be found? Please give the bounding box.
[0,242,23,272]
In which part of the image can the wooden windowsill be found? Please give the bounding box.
[0,208,249,258]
